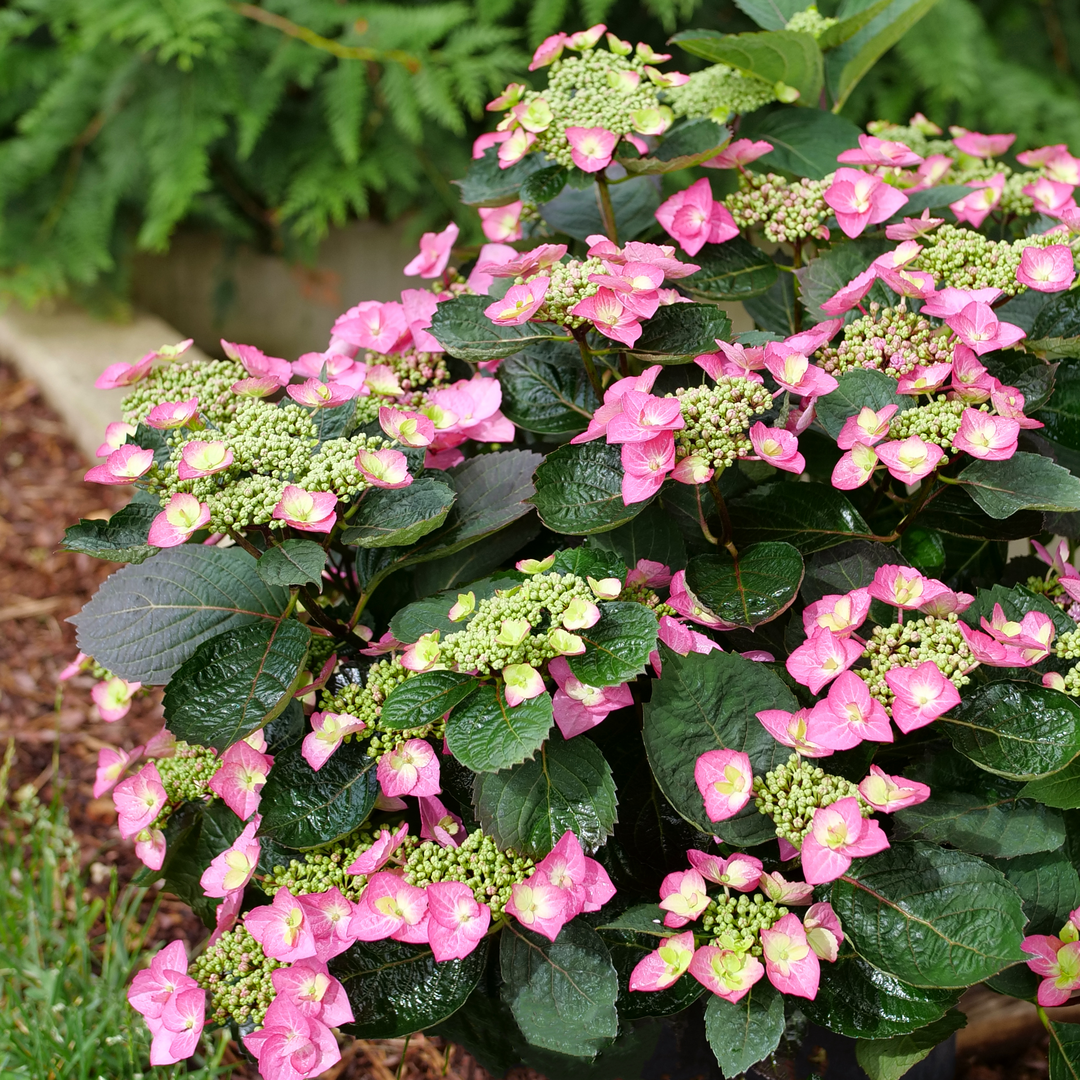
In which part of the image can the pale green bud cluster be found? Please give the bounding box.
[438,573,595,674]
[858,614,972,707]
[673,378,773,470]
[913,225,1057,295]
[1054,627,1080,660]
[121,359,246,427]
[700,892,790,956]
[262,829,397,901]
[363,348,450,398]
[667,63,777,122]
[520,47,659,169]
[299,433,391,499]
[155,741,222,804]
[816,303,951,379]
[724,172,831,244]
[885,397,977,449]
[785,6,839,37]
[528,258,605,327]
[1060,665,1080,697]
[621,581,674,614]
[190,925,283,1028]
[402,828,535,916]
[753,754,867,846]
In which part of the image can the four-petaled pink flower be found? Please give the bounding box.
[484,278,550,326]
[762,344,838,398]
[838,134,923,168]
[621,432,676,505]
[94,743,142,798]
[148,493,211,548]
[953,130,1015,158]
[802,589,871,638]
[655,179,739,256]
[177,440,233,480]
[377,739,441,798]
[875,436,944,484]
[703,139,773,170]
[565,126,618,173]
[272,485,338,533]
[761,913,820,999]
[605,391,685,443]
[303,711,366,772]
[950,174,1004,228]
[689,946,765,1003]
[800,797,889,885]
[694,749,753,822]
[404,222,459,278]
[837,405,897,450]
[687,849,763,892]
[479,201,524,242]
[1017,245,1077,292]
[245,887,318,962]
[810,670,894,749]
[355,448,412,489]
[299,886,358,961]
[756,707,835,758]
[832,442,880,490]
[786,627,864,694]
[84,443,155,485]
[858,765,931,813]
[869,565,952,611]
[379,406,435,448]
[505,874,570,941]
[629,930,696,991]
[271,959,354,1027]
[503,663,546,707]
[201,819,260,899]
[146,397,199,430]
[884,661,960,733]
[946,302,1026,354]
[346,823,411,876]
[549,655,633,739]
[658,868,711,928]
[114,762,167,839]
[92,675,141,722]
[823,168,908,239]
[1022,935,1080,1006]
[749,422,805,474]
[349,872,429,943]
[286,378,357,409]
[426,880,492,961]
[209,740,274,820]
[952,409,1019,461]
[243,996,341,1080]
[572,288,642,347]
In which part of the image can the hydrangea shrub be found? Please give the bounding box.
[64,10,1080,1079]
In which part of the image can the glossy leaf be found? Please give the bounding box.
[63,501,159,564]
[1048,1018,1080,1080]
[685,542,804,628]
[601,926,705,1021]
[588,501,687,573]
[703,982,785,1078]
[618,118,730,175]
[162,619,311,752]
[803,539,899,602]
[454,146,548,207]
[430,296,565,363]
[816,0,894,47]
[739,105,861,179]
[498,341,599,435]
[629,304,732,364]
[500,921,619,1059]
[519,165,568,205]
[743,269,798,335]
[258,736,379,849]
[71,546,289,685]
[680,236,779,302]
[795,238,892,325]
[918,486,1045,541]
[341,478,456,548]
[855,1012,968,1080]
[541,177,660,243]
[829,841,1027,988]
[1029,289,1080,360]
[1036,361,1080,450]
[1021,760,1080,808]
[473,734,618,857]
[256,540,327,590]
[531,440,650,535]
[445,684,554,772]
[381,670,480,730]
[728,481,873,553]
[568,601,659,687]
[732,0,809,30]
[958,452,1080,519]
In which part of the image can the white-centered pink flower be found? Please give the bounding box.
[760,913,820,999]
[84,443,155,485]
[629,930,695,991]
[148,493,211,548]
[749,422,805,474]
[426,880,491,961]
[952,408,1020,460]
[756,707,834,758]
[823,168,908,239]
[831,442,880,490]
[377,739,441,798]
[355,447,412,489]
[272,485,337,533]
[762,344,838,398]
[884,660,961,733]
[479,201,523,242]
[302,711,366,771]
[565,126,618,172]
[504,873,569,941]
[209,740,273,820]
[694,749,753,822]
[620,432,675,505]
[800,797,889,885]
[946,301,1026,354]
[868,565,952,611]
[858,765,931,813]
[484,278,550,326]
[605,390,685,443]
[837,134,923,168]
[1017,244,1077,292]
[950,174,1004,228]
[146,397,199,430]
[94,744,142,798]
[875,435,944,484]
[689,945,765,1003]
[271,958,353,1027]
[201,820,261,898]
[952,129,1015,158]
[837,405,897,450]
[687,849,763,892]
[572,287,642,347]
[804,902,844,963]
[659,868,710,928]
[810,670,893,749]
[243,997,341,1079]
[92,675,141,722]
[702,138,773,170]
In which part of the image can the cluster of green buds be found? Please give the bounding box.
[666,64,778,122]
[723,172,832,245]
[885,398,980,450]
[261,827,405,901]
[155,741,222,805]
[815,303,951,379]
[528,258,606,328]
[190,925,283,1028]
[700,892,791,956]
[402,828,535,917]
[752,754,868,847]
[913,225,1057,295]
[121,359,246,428]
[1054,627,1080,662]
[858,614,973,708]
[672,378,774,471]
[784,5,839,37]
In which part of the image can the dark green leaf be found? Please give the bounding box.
[500,921,618,1059]
[587,501,687,572]
[71,546,289,685]
[618,118,730,175]
[498,341,599,435]
[256,540,327,590]
[671,29,824,104]
[1036,361,1080,449]
[390,575,522,643]
[728,481,873,553]
[918,486,1045,541]
[883,184,974,220]
[629,303,732,364]
[992,850,1080,936]
[454,146,548,207]
[795,238,892,324]
[551,547,625,581]
[568,601,658,687]
[430,296,564,363]
[941,681,1080,781]
[855,1012,968,1080]
[531,440,650,535]
[162,619,310,752]
[1029,289,1080,360]
[704,982,785,1077]
[541,177,660,243]
[740,105,862,179]
[311,401,356,444]
[981,352,1056,412]
[446,685,553,772]
[341,478,456,548]
[680,237,780,302]
[601,924,705,1020]
[1048,1017,1080,1080]
[474,735,618,857]
[62,502,159,564]
[643,647,794,843]
[732,0,808,30]
[381,671,480,730]
[898,526,945,574]
[521,1018,663,1078]
[803,539,899,602]
[331,938,488,1037]
[686,542,804,628]
[958,452,1080,519]
[411,516,540,597]
[995,289,1054,336]
[1021,760,1080,808]
[829,841,1027,988]
[519,165,568,205]
[815,369,914,439]
[597,904,670,936]
[258,736,378,849]
[816,0,894,48]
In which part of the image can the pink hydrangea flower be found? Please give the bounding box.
[884,661,961,733]
[761,912,820,998]
[484,278,550,326]
[837,134,922,168]
[1024,177,1077,217]
[148,493,211,548]
[419,795,465,848]
[687,849,763,892]
[946,301,1026,354]
[978,606,1055,663]
[800,797,889,885]
[94,744,142,798]
[804,902,844,963]
[549,655,632,739]
[875,436,944,484]
[286,378,357,409]
[404,222,459,278]
[572,287,642,347]
[629,930,696,991]
[786,627,863,694]
[348,872,429,943]
[1022,936,1080,1006]
[810,670,894,749]
[921,286,1002,318]
[377,739,441,798]
[886,208,945,240]
[802,589,871,638]
[209,740,273,820]
[243,997,341,1080]
[658,868,710,928]
[749,422,805,474]
[820,267,877,316]
[245,887,318,962]
[271,486,337,533]
[331,300,408,353]
[502,662,546,707]
[145,397,199,430]
[823,168,908,239]
[620,432,676,504]
[84,444,155,485]
[952,130,1015,158]
[201,819,260,903]
[950,174,1004,228]
[655,178,739,256]
[95,421,138,457]
[504,874,569,941]
[346,824,410,876]
[832,442,880,490]
[378,406,436,449]
[897,362,953,395]
[355,448,412,489]
[762,344,838,398]
[271,959,353,1027]
[689,946,765,1003]
[952,409,1020,460]
[837,405,897,450]
[703,139,773,169]
[425,880,491,961]
[177,440,233,480]
[297,886,358,962]
[302,711,366,772]
[694,749,753,822]
[114,763,167,839]
[869,565,952,611]
[605,391,685,443]
[759,871,814,906]
[858,765,931,813]
[479,201,523,242]
[529,32,567,70]
[1016,245,1077,292]
[128,939,195,1026]
[134,827,167,871]
[564,126,618,172]
[92,675,141,722]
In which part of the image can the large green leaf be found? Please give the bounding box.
[454,146,548,207]
[732,0,809,30]
[162,619,311,752]
[567,601,658,687]
[805,951,961,1038]
[600,925,704,1021]
[855,1012,967,1080]
[993,850,1080,937]
[824,0,942,110]
[445,685,554,772]
[390,573,521,643]
[257,736,379,849]
[255,540,327,590]
[704,982,785,1076]
[498,341,598,435]
[918,486,1045,541]
[71,546,289,685]
[680,237,779,302]
[587,501,687,573]
[341,478,456,548]
[803,539,899,602]
[380,670,480,730]
[62,501,159,564]
[541,177,660,243]
[1048,1017,1080,1080]
[957,452,1080,519]
[671,29,823,104]
[519,165,568,205]
[685,543,804,628]
[829,841,1027,988]
[618,118,731,176]
[728,481,873,553]
[743,270,798,335]
[500,921,619,1059]
[1021,760,1080,808]
[430,296,565,363]
[795,238,892,325]
[473,735,618,857]
[330,938,488,1038]
[1029,289,1080,360]
[642,647,793,843]
[739,105,862,179]
[531,440,650,535]
[940,681,1080,782]
[629,304,732,365]
[1036,362,1080,450]
[816,0,894,47]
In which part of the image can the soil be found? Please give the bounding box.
[0,358,1055,1079]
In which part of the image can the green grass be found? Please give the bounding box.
[0,743,235,1080]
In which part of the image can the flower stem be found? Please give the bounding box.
[573,326,604,400]
[706,477,739,558]
[596,174,618,244]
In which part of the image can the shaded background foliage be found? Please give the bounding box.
[1,0,1078,309]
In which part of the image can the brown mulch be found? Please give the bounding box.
[0,357,1056,1080]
